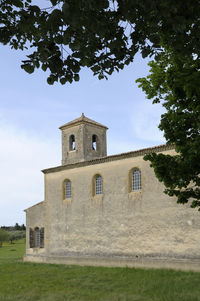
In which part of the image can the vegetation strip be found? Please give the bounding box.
[0,240,200,301]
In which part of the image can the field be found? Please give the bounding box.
[0,240,200,301]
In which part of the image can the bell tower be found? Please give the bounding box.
[59,113,108,165]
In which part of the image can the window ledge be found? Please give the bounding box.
[28,247,45,254]
[63,198,72,205]
[92,194,104,201]
[129,190,142,194]
[128,191,142,200]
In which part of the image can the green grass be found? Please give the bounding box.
[0,240,200,301]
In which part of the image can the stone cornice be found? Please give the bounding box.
[42,143,174,174]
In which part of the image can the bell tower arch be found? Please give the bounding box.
[59,113,108,165]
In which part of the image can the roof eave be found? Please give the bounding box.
[42,143,175,174]
[59,120,108,130]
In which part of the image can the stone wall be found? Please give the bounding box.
[24,147,200,269]
[24,201,45,257]
[43,148,200,262]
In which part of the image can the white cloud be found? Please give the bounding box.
[0,124,60,226]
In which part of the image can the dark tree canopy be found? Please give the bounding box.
[137,53,200,209]
[1,0,200,84]
[1,0,200,209]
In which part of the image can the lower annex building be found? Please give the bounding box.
[24,114,200,270]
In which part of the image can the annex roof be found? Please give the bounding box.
[42,143,174,174]
[24,201,44,212]
[59,113,108,130]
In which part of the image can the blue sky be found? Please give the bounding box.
[0,44,165,226]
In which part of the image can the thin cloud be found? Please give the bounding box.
[130,100,166,143]
[0,124,59,226]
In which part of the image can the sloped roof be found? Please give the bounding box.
[24,201,44,212]
[42,143,175,174]
[59,113,108,130]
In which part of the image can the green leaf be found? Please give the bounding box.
[74,74,80,81]
[47,76,54,85]
[42,64,48,71]
[21,64,34,74]
[62,2,70,17]
[60,77,67,84]
[55,35,63,44]
[50,0,58,5]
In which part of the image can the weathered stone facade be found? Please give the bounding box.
[24,115,200,271]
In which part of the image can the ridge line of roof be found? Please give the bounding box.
[42,143,174,174]
[59,113,108,130]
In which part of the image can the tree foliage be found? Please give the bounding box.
[0,226,26,244]
[137,53,200,209]
[0,229,9,247]
[9,230,26,244]
[1,0,200,84]
[1,0,200,208]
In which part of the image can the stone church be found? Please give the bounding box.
[24,114,200,270]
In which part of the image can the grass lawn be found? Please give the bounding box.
[0,240,200,301]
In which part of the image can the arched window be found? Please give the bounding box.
[69,135,76,150]
[132,169,141,191]
[92,135,98,150]
[29,227,44,248]
[35,227,40,247]
[64,179,72,199]
[95,174,103,195]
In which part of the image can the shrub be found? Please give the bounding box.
[0,229,9,247]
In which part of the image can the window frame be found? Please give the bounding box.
[35,227,40,247]
[29,227,44,248]
[63,178,72,200]
[128,167,142,192]
[92,174,103,196]
[131,168,142,191]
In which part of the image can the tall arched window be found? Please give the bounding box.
[64,179,72,199]
[69,135,76,150]
[92,135,98,150]
[132,169,141,191]
[95,174,103,195]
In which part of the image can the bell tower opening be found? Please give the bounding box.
[92,135,97,151]
[69,135,76,151]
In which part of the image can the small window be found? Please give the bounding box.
[29,227,44,248]
[64,179,72,199]
[35,228,40,247]
[69,135,75,150]
[132,169,141,191]
[95,174,103,195]
[92,135,97,150]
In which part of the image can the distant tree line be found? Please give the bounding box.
[0,223,26,246]
[1,223,26,231]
